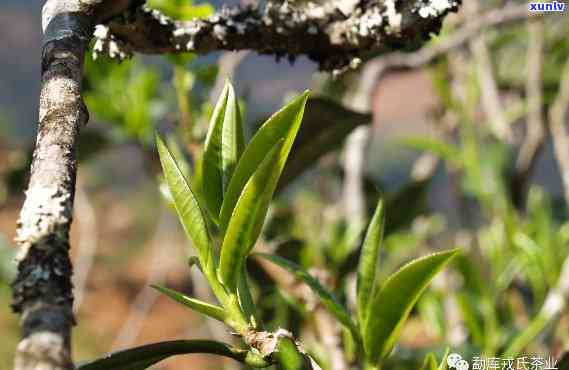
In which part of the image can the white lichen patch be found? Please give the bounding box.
[358,7,383,37]
[383,0,402,34]
[92,24,131,61]
[16,185,70,261]
[416,0,459,19]
[16,331,71,369]
[142,5,173,25]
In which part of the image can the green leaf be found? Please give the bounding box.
[237,266,257,327]
[255,253,360,342]
[278,97,371,190]
[357,198,385,328]
[219,91,310,233]
[420,353,438,370]
[363,249,459,363]
[152,285,225,322]
[156,135,213,271]
[438,348,450,370]
[76,340,269,370]
[275,338,313,370]
[202,81,245,220]
[218,141,285,292]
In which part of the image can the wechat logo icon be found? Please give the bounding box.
[447,353,469,370]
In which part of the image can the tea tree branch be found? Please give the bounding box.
[94,0,461,72]
[11,1,141,370]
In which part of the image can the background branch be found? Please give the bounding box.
[513,19,545,206]
[466,1,511,143]
[97,0,461,72]
[549,56,569,205]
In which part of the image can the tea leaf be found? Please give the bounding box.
[363,249,458,363]
[420,353,438,370]
[219,91,309,233]
[202,81,245,220]
[218,141,284,292]
[156,135,213,271]
[152,285,225,322]
[357,198,385,327]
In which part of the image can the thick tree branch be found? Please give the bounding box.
[94,0,461,71]
[11,1,139,370]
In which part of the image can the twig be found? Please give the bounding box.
[465,1,512,143]
[338,4,543,116]
[361,4,544,89]
[549,56,569,204]
[110,208,174,350]
[209,51,250,101]
[341,126,369,237]
[513,19,545,206]
[73,180,99,311]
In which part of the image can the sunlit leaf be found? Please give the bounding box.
[218,141,285,292]
[152,285,225,322]
[219,91,310,233]
[363,249,458,363]
[357,198,385,327]
[420,353,438,370]
[439,348,450,370]
[255,253,360,342]
[156,135,213,271]
[202,81,245,220]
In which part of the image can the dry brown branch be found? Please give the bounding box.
[513,19,545,205]
[340,4,543,115]
[357,4,544,102]
[465,1,511,143]
[549,56,569,205]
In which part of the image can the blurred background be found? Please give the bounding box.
[1,1,569,369]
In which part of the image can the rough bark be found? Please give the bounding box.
[93,0,461,72]
[11,2,137,370]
